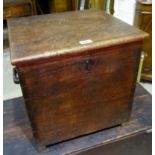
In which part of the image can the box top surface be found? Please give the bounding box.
[8,9,148,65]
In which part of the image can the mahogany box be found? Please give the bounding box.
[8,10,148,148]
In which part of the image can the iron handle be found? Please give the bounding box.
[13,68,20,84]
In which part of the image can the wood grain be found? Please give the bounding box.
[15,41,142,146]
[3,84,152,154]
[7,10,148,147]
[7,10,148,66]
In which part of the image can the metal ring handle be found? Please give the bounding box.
[13,68,20,84]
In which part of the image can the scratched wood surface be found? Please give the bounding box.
[15,41,142,147]
[3,84,152,155]
[7,9,148,65]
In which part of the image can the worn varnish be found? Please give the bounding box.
[8,10,148,148]
[8,10,148,65]
[3,84,152,154]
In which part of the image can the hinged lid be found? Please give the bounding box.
[8,9,148,66]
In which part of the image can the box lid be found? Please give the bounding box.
[8,9,148,66]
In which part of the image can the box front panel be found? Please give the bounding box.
[17,42,141,145]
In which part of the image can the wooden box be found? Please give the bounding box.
[8,10,148,148]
